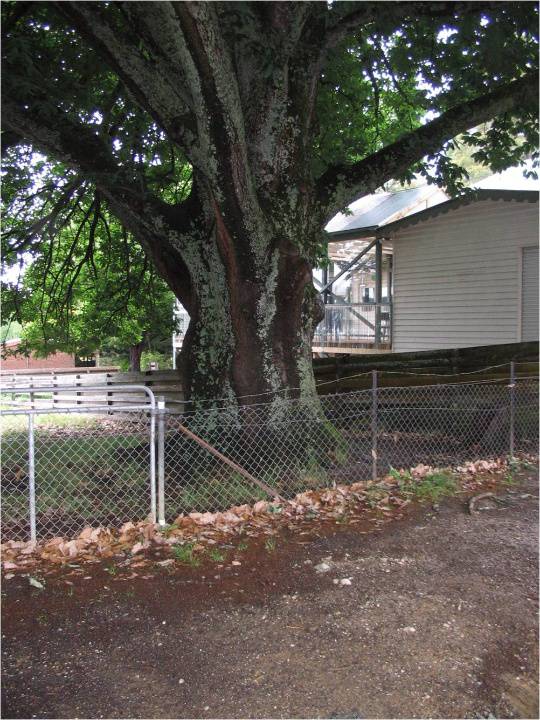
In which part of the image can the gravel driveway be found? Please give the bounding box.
[2,473,538,719]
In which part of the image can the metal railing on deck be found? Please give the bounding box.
[313,302,392,349]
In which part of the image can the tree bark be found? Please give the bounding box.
[171,213,324,413]
[128,342,144,373]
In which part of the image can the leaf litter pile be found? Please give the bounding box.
[2,456,535,579]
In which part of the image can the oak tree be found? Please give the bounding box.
[2,1,538,411]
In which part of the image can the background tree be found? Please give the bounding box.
[2,178,177,371]
[2,1,538,413]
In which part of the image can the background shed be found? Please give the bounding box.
[380,191,539,353]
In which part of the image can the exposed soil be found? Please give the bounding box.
[2,473,538,720]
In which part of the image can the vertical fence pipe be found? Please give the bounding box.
[149,408,157,523]
[157,397,166,526]
[371,369,378,481]
[509,361,516,459]
[28,413,37,542]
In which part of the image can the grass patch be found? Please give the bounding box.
[264,537,276,553]
[175,471,268,513]
[207,548,226,563]
[172,542,200,567]
[1,428,153,529]
[398,469,458,503]
[159,524,177,537]
[502,472,517,486]
[1,412,102,434]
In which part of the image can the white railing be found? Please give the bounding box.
[313,302,392,349]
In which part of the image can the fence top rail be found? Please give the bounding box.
[0,404,156,417]
[0,384,156,409]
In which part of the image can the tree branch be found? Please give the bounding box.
[316,71,539,219]
[56,2,197,155]
[322,1,506,52]
[2,95,201,311]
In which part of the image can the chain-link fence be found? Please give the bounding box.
[1,385,156,541]
[161,375,538,521]
[1,372,538,540]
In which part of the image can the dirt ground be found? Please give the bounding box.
[2,473,538,720]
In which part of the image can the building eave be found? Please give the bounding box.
[376,189,539,237]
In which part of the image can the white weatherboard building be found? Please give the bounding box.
[318,170,539,355]
[380,190,539,353]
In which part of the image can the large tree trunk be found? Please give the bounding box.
[128,342,144,372]
[175,223,324,414]
[121,170,326,415]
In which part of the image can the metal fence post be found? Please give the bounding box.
[509,360,516,459]
[371,369,378,481]
[149,406,157,523]
[28,413,36,542]
[157,397,166,526]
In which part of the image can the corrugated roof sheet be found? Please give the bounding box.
[474,164,540,191]
[325,186,444,235]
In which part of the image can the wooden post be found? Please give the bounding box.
[387,252,393,306]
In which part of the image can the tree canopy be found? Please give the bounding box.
[2,1,538,409]
[2,183,177,370]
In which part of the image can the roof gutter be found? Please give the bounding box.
[325,225,379,242]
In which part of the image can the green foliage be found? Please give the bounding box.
[412,472,458,503]
[322,420,349,465]
[502,471,517,486]
[207,548,226,563]
[391,468,458,503]
[2,187,177,363]
[172,542,200,567]
[264,537,277,553]
[314,37,425,177]
[101,351,174,372]
[315,5,538,192]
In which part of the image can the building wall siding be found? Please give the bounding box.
[390,199,539,353]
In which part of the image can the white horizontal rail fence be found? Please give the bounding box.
[1,385,158,541]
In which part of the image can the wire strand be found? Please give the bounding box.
[179,362,534,407]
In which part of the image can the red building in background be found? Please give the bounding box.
[1,339,93,371]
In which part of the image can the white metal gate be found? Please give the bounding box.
[1,385,157,541]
